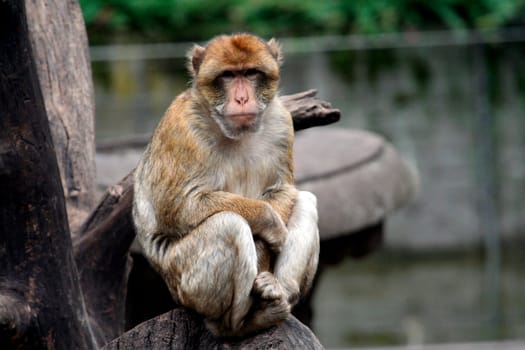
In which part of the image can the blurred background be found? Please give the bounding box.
[79,1,525,348]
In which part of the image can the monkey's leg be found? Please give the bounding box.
[163,212,258,335]
[273,191,320,304]
[242,191,319,334]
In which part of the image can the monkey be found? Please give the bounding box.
[132,33,319,337]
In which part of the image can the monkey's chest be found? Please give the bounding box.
[224,166,273,198]
[213,156,277,199]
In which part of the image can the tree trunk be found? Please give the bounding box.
[25,0,97,234]
[0,2,96,349]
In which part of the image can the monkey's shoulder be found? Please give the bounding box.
[148,91,204,151]
[157,91,193,127]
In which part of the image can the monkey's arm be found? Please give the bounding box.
[177,190,288,252]
[260,126,297,224]
[261,183,298,225]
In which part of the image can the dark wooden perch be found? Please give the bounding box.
[0,1,341,348]
[283,89,341,131]
[105,309,323,350]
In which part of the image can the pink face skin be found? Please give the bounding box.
[221,69,262,132]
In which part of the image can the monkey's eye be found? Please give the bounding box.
[219,70,235,79]
[244,69,261,78]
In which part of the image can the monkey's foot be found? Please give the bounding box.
[253,271,285,300]
[251,295,291,328]
[280,279,300,305]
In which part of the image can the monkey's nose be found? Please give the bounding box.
[235,95,249,105]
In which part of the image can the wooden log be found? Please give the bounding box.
[104,308,324,350]
[74,173,135,343]
[25,0,97,234]
[0,2,96,348]
[282,89,340,131]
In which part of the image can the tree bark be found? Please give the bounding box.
[104,308,324,350]
[74,173,135,343]
[0,2,96,349]
[281,89,340,131]
[25,0,97,234]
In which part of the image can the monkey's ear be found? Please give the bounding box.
[267,38,283,66]
[187,44,205,77]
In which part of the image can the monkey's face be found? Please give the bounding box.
[188,34,282,140]
[208,68,270,139]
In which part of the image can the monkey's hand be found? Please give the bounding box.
[255,272,300,306]
[254,203,288,254]
[253,271,286,300]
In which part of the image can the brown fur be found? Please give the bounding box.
[132,34,319,337]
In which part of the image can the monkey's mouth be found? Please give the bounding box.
[227,113,257,128]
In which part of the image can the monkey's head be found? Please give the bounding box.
[188,33,283,140]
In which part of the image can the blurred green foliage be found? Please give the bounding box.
[80,0,525,43]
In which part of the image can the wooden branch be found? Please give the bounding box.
[0,2,95,348]
[103,308,324,350]
[282,89,340,131]
[74,173,135,343]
